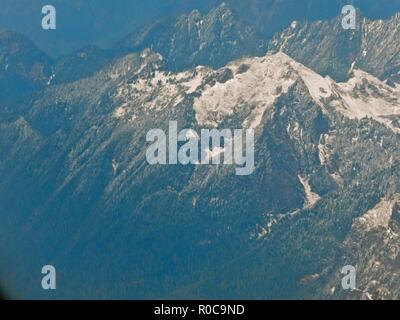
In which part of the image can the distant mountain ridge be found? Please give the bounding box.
[118,3,266,71]
[3,0,400,57]
[269,12,400,84]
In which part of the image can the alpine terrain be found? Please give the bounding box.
[0,2,399,300]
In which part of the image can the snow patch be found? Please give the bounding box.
[193,52,297,128]
[333,69,400,131]
[355,195,400,231]
[298,175,320,208]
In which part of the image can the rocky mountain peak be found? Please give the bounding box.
[209,1,233,18]
[269,11,400,86]
[118,3,266,71]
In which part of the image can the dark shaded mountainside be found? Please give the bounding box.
[0,30,52,106]
[0,3,400,299]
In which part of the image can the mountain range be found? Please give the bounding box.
[0,2,400,299]
[3,0,400,57]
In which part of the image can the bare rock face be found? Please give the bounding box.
[119,3,266,71]
[269,13,400,85]
[321,196,400,300]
